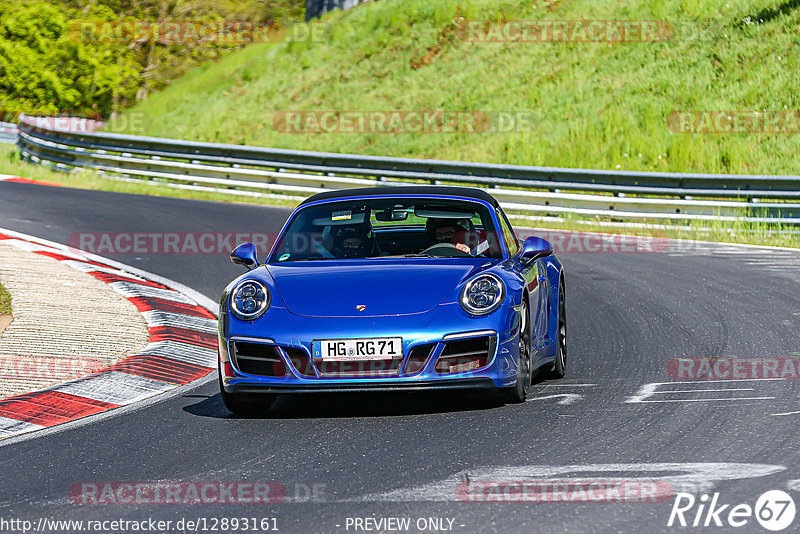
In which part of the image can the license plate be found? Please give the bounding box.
[312,337,403,361]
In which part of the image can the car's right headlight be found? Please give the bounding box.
[460,274,505,316]
[229,280,270,320]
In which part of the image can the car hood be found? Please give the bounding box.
[266,260,486,317]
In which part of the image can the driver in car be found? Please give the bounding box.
[333,222,378,259]
[425,218,472,254]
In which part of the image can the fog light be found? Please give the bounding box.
[435,356,487,374]
[448,359,481,373]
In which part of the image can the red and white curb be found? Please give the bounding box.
[0,228,218,440]
[0,174,62,187]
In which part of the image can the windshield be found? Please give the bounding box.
[269,198,504,262]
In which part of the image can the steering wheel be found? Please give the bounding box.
[419,243,472,257]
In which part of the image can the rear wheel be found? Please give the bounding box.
[502,300,531,403]
[544,278,567,380]
[218,367,276,415]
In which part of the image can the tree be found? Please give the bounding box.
[0,0,305,118]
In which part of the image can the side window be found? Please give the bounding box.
[497,209,519,256]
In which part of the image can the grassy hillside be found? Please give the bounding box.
[105,0,800,175]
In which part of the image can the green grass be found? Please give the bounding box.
[0,279,10,316]
[105,0,800,175]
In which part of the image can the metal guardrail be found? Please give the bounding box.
[0,121,17,144]
[16,114,800,223]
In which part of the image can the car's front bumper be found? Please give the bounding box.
[219,302,522,393]
[227,378,497,395]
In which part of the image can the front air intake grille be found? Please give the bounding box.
[231,341,286,377]
[435,335,496,374]
[284,347,316,377]
[403,343,435,375]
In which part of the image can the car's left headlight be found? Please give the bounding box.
[460,274,505,316]
[229,279,270,320]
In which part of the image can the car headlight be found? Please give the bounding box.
[460,274,505,315]
[229,280,270,320]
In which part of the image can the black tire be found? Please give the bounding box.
[543,278,567,380]
[502,300,532,403]
[218,369,276,415]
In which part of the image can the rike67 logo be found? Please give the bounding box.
[668,490,796,531]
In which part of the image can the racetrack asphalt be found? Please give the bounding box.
[2,180,800,533]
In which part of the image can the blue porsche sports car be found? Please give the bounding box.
[217,186,566,413]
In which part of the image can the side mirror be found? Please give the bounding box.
[230,242,259,270]
[520,236,553,264]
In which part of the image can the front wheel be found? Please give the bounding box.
[502,301,531,403]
